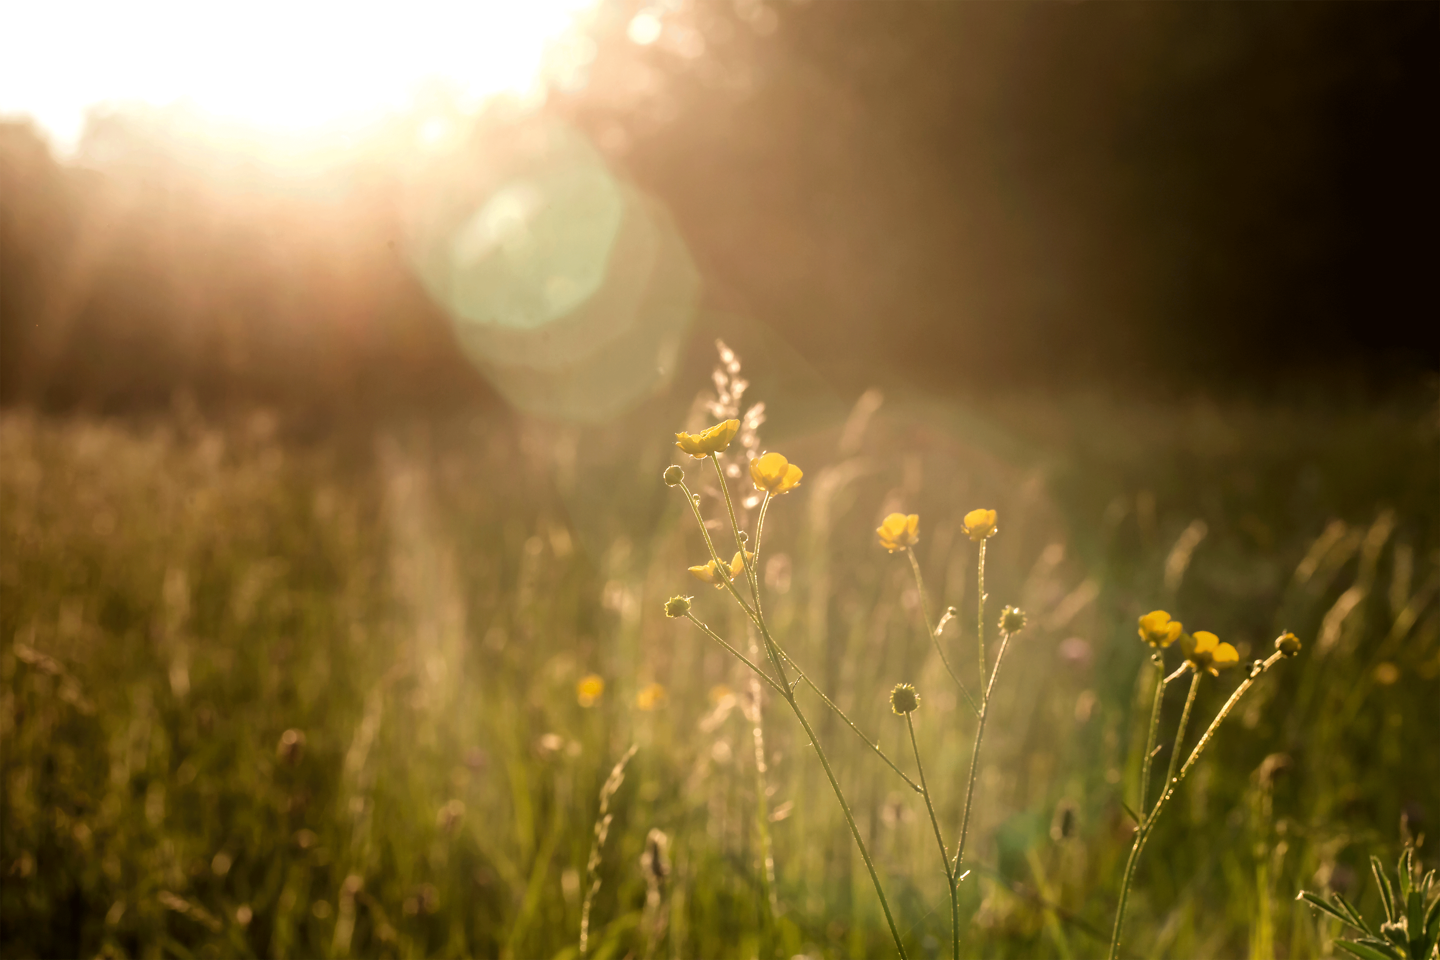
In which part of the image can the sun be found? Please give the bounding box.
[0,0,598,151]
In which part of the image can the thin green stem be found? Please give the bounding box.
[1108,649,1289,959]
[676,479,761,624]
[950,626,1017,877]
[976,541,988,685]
[683,614,788,699]
[908,714,958,960]
[712,455,762,605]
[907,548,980,716]
[1161,671,1203,802]
[1137,655,1165,817]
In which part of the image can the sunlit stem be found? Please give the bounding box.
[676,478,760,624]
[908,714,958,960]
[746,668,779,936]
[692,460,910,959]
[1137,654,1165,817]
[712,454,763,606]
[907,547,980,716]
[950,625,1016,878]
[976,540,988,684]
[1108,649,1288,959]
[1161,671,1203,807]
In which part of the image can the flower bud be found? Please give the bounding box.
[1275,632,1301,657]
[1000,605,1028,635]
[664,596,692,618]
[663,465,684,486]
[890,682,920,715]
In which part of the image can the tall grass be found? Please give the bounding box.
[1,385,1435,958]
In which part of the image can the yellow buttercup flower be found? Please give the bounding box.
[674,419,740,459]
[576,673,605,708]
[962,508,998,542]
[636,682,667,711]
[876,513,920,552]
[688,551,753,588]
[749,452,803,495]
[1138,610,1183,648]
[1180,630,1239,677]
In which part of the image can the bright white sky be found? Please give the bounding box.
[0,1,598,152]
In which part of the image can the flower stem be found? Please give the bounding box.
[976,541,988,685]
[1107,649,1288,959]
[1137,655,1165,818]
[907,548,979,716]
[908,714,958,960]
[688,461,910,958]
[1161,671,1203,805]
[950,626,1016,878]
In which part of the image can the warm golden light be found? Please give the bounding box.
[0,0,598,149]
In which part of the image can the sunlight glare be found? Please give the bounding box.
[1,1,598,151]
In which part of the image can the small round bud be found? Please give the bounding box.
[890,682,920,715]
[738,531,749,544]
[1275,632,1301,657]
[663,465,684,486]
[999,605,1028,635]
[663,596,692,618]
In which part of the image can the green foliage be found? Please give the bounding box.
[1299,848,1440,959]
[1,389,1435,958]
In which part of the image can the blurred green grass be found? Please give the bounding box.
[2,389,1436,959]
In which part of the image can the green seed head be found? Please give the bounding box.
[890,683,920,715]
[1000,605,1028,635]
[663,595,692,619]
[1275,632,1301,657]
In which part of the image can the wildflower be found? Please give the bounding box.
[1137,610,1183,648]
[890,682,920,715]
[663,465,684,486]
[663,596,692,618]
[1180,630,1239,677]
[749,452,803,495]
[1000,605,1028,635]
[962,508,998,542]
[636,682,667,711]
[688,551,752,588]
[1275,632,1302,657]
[577,673,605,707]
[876,513,920,553]
[674,419,740,458]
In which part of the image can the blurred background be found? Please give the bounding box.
[2,2,1436,958]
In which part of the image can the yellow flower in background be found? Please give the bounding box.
[1138,610,1183,648]
[674,419,740,458]
[962,508,998,542]
[576,673,605,708]
[687,551,752,588]
[876,513,920,552]
[1181,630,1239,677]
[749,452,803,495]
[636,682,667,711]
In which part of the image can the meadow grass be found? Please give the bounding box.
[1,383,1435,959]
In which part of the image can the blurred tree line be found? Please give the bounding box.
[1,1,1434,419]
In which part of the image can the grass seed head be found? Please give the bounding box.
[890,682,920,715]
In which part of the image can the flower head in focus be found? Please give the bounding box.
[962,508,998,542]
[675,419,740,459]
[636,682,667,711]
[664,596,692,618]
[663,465,684,486]
[576,673,605,708]
[1180,630,1239,676]
[876,513,920,553]
[1138,610,1183,649]
[749,452,803,495]
[890,683,920,715]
